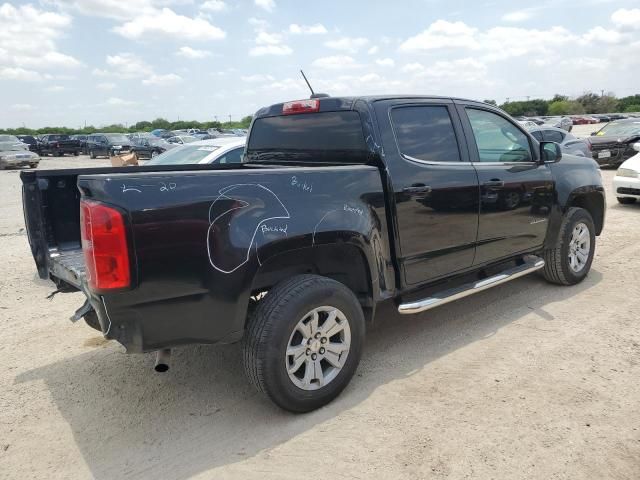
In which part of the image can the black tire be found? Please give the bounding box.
[617,197,637,204]
[55,151,63,157]
[541,207,595,285]
[89,150,96,159]
[243,274,365,413]
[29,163,38,169]
[73,151,79,156]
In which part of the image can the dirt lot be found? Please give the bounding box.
[1,146,639,479]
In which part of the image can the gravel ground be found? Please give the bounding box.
[1,148,639,480]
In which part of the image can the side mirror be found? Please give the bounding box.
[541,141,562,163]
[633,143,640,152]
[590,132,597,136]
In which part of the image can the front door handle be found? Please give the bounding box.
[402,185,432,194]
[483,180,504,187]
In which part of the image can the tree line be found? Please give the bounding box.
[484,93,640,117]
[0,116,254,136]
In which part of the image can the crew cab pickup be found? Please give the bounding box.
[38,134,81,157]
[21,96,605,412]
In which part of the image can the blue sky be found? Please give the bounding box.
[1,0,639,128]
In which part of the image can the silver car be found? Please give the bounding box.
[529,126,591,157]
[543,116,573,132]
[0,135,40,169]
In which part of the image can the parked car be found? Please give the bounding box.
[612,143,640,204]
[38,134,81,156]
[71,135,89,154]
[0,135,39,169]
[594,115,611,123]
[543,116,573,132]
[517,120,538,130]
[20,95,605,412]
[166,135,198,145]
[86,133,133,158]
[16,135,39,153]
[130,136,175,160]
[145,137,245,165]
[529,126,591,157]
[588,119,640,167]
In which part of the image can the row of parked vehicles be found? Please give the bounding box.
[515,113,637,131]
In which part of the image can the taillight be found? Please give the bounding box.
[282,99,320,115]
[80,199,130,291]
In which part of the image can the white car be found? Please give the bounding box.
[144,137,246,165]
[613,143,640,205]
[517,120,538,130]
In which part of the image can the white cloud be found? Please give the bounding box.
[255,31,283,45]
[106,97,136,106]
[0,4,81,73]
[289,23,327,34]
[104,53,153,78]
[582,26,625,44]
[45,85,65,92]
[51,0,155,21]
[142,73,183,86]
[399,20,478,51]
[325,37,369,53]
[249,45,292,56]
[255,0,275,12]
[201,0,227,12]
[401,62,425,73]
[176,46,211,58]
[501,10,534,23]
[10,103,34,111]
[241,74,275,82]
[367,46,379,55]
[611,8,640,30]
[97,82,116,90]
[0,67,43,82]
[312,55,361,70]
[113,8,225,41]
[248,17,269,29]
[375,58,395,67]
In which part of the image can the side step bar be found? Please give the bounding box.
[398,257,545,315]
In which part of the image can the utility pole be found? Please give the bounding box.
[526,96,530,101]
[228,114,232,123]
[506,97,510,103]
[601,89,604,97]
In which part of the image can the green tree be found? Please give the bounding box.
[483,99,497,106]
[624,104,640,113]
[596,95,618,114]
[548,100,585,115]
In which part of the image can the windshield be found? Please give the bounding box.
[0,135,19,142]
[48,135,70,141]
[596,121,640,137]
[105,134,130,143]
[247,111,368,163]
[145,145,220,165]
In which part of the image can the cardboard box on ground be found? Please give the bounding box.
[110,152,139,167]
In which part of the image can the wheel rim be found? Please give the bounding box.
[151,151,158,158]
[568,222,590,273]
[285,306,351,391]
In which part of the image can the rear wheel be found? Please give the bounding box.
[617,197,637,204]
[541,207,595,285]
[89,150,96,159]
[243,274,365,412]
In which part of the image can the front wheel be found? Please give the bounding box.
[243,274,365,413]
[541,207,595,285]
[89,150,96,159]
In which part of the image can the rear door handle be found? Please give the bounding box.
[402,185,432,194]
[483,180,504,187]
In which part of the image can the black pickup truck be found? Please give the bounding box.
[21,96,605,412]
[38,134,81,157]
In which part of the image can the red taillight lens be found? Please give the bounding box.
[282,99,320,115]
[80,200,130,291]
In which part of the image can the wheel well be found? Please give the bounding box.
[569,192,604,235]
[251,244,373,312]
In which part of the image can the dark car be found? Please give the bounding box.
[588,119,640,167]
[71,135,89,154]
[130,136,174,160]
[86,133,133,158]
[16,135,39,152]
[38,134,81,156]
[21,95,605,413]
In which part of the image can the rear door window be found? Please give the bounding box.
[390,105,462,162]
[247,111,367,163]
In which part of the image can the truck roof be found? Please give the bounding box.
[254,95,486,118]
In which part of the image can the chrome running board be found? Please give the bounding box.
[398,257,545,315]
